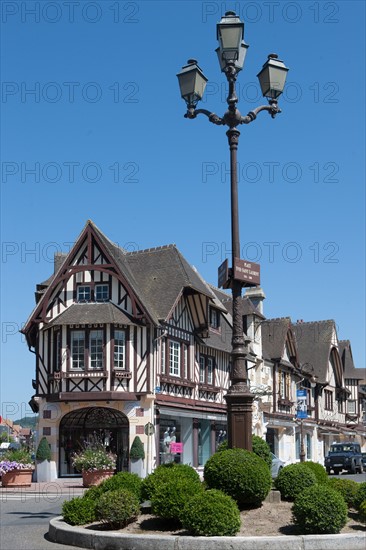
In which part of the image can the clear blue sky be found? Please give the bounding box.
[1,1,365,420]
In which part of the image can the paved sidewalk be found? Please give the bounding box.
[0,477,85,497]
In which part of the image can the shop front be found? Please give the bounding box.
[156,407,227,468]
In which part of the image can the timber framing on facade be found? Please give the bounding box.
[21,221,365,477]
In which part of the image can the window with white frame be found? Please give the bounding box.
[347,400,356,414]
[169,341,180,377]
[77,285,91,302]
[199,354,215,385]
[113,330,125,369]
[70,329,104,370]
[95,284,109,302]
[90,330,103,369]
[71,331,85,369]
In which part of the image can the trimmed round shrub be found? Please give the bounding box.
[292,484,348,534]
[252,435,272,469]
[97,471,143,501]
[151,474,204,523]
[182,489,240,536]
[354,482,366,510]
[302,461,328,485]
[327,478,359,508]
[95,488,140,529]
[204,448,272,508]
[274,463,317,501]
[141,463,200,501]
[358,500,366,523]
[83,485,104,501]
[62,496,97,526]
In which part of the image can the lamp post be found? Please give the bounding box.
[177,12,289,450]
[296,363,317,462]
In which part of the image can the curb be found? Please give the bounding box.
[49,517,366,550]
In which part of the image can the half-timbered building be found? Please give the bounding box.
[22,220,243,477]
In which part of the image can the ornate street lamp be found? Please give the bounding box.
[177,12,289,451]
[296,363,318,462]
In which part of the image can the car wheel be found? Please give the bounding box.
[333,469,340,475]
[326,468,330,475]
[350,462,356,474]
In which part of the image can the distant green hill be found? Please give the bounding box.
[14,415,38,430]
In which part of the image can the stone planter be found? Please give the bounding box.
[81,469,115,488]
[2,469,34,487]
[35,460,57,482]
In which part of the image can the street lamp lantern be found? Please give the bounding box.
[176,59,208,109]
[217,11,244,63]
[177,12,289,452]
[216,41,249,73]
[257,54,289,99]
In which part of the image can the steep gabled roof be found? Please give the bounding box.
[261,317,296,364]
[339,340,365,379]
[126,245,215,322]
[293,320,342,385]
[22,221,217,341]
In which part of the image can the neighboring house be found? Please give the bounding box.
[294,321,366,461]
[339,340,366,438]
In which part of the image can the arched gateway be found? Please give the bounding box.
[59,407,129,477]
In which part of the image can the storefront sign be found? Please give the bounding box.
[170,442,183,453]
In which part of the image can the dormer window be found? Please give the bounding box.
[209,308,220,329]
[77,285,91,302]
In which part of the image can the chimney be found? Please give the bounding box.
[244,287,266,315]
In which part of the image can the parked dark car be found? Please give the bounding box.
[324,442,363,475]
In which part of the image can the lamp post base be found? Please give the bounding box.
[225,386,254,451]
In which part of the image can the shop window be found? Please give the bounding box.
[159,420,181,465]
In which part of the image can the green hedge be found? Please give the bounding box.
[141,463,200,501]
[95,489,140,529]
[182,489,241,536]
[327,478,359,508]
[151,474,203,523]
[204,448,272,508]
[292,484,348,534]
[301,461,328,485]
[354,482,366,511]
[252,435,272,469]
[62,496,96,526]
[274,463,317,501]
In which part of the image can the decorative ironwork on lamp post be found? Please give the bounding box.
[177,11,289,451]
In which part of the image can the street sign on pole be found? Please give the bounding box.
[144,422,155,436]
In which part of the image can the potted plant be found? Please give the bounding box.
[35,436,57,482]
[0,448,34,487]
[72,441,116,487]
[129,436,145,477]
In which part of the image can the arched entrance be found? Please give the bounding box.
[59,407,129,477]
